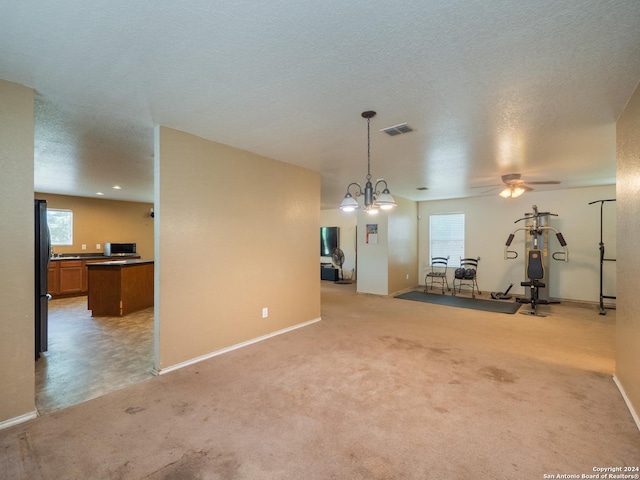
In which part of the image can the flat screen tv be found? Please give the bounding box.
[320,226,339,257]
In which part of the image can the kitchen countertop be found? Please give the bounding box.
[51,254,140,261]
[85,259,154,266]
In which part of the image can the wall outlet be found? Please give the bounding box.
[262,307,268,318]
[96,243,101,249]
[81,244,86,250]
[406,274,409,280]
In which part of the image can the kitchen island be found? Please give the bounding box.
[49,254,140,297]
[86,259,154,317]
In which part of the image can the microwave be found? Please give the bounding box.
[104,242,136,256]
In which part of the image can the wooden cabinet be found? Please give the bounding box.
[49,256,141,297]
[59,260,84,295]
[48,262,60,295]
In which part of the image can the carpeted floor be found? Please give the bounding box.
[1,282,639,479]
[395,289,522,314]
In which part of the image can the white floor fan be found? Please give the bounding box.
[331,247,352,284]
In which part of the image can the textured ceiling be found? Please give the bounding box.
[1,1,639,207]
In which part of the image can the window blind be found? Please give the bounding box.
[429,213,465,267]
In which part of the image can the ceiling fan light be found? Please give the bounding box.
[499,187,512,198]
[499,185,526,198]
[512,186,525,197]
[339,193,360,211]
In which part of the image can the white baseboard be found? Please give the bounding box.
[0,410,38,431]
[153,317,322,376]
[613,375,640,433]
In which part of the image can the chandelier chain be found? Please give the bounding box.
[366,116,372,182]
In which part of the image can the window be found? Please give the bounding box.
[47,209,73,245]
[429,213,464,267]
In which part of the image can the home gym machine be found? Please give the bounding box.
[504,205,569,316]
[588,199,616,315]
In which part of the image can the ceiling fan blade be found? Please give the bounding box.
[470,184,501,189]
[469,185,503,194]
[473,173,559,196]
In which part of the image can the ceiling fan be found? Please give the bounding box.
[476,173,561,198]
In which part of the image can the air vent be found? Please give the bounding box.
[416,187,428,191]
[380,123,414,136]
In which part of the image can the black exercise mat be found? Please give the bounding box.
[395,290,521,314]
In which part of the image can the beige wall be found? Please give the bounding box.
[356,210,389,295]
[418,184,616,302]
[388,196,419,295]
[353,197,418,296]
[0,79,36,424]
[155,126,321,370]
[33,193,154,259]
[616,81,640,423]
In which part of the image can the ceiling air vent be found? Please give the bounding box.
[380,123,414,136]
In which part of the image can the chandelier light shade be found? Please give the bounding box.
[339,111,397,213]
[499,185,526,198]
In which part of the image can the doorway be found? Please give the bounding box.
[35,296,153,414]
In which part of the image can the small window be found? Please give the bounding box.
[429,213,465,267]
[47,209,73,246]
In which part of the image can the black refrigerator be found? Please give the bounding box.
[35,199,51,360]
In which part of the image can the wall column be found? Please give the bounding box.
[0,79,37,426]
[615,81,640,428]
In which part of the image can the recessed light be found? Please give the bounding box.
[96,192,104,196]
[112,185,122,190]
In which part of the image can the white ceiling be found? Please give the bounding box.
[2,1,639,208]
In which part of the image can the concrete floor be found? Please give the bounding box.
[35,296,154,414]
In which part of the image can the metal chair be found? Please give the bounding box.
[425,256,450,294]
[452,257,481,298]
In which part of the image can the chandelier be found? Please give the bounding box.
[339,111,396,213]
